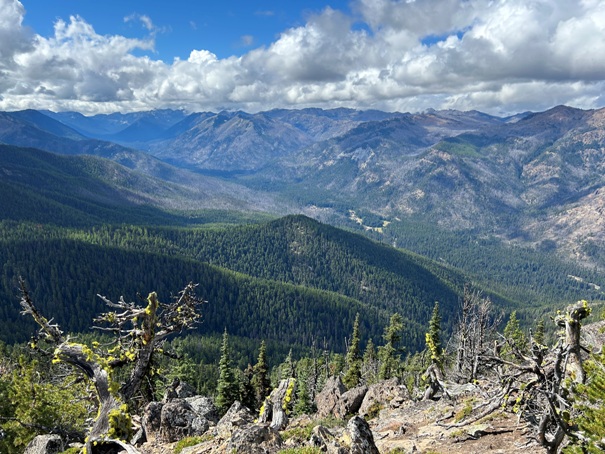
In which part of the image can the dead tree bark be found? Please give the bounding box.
[18,278,204,453]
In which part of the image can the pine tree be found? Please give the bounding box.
[378,313,404,380]
[215,329,239,413]
[239,364,256,411]
[503,311,527,357]
[343,313,362,389]
[565,351,605,452]
[425,302,443,370]
[293,358,315,415]
[533,318,545,346]
[252,340,271,409]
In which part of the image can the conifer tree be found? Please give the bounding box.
[533,318,545,346]
[343,313,362,389]
[378,313,404,380]
[425,302,443,370]
[239,364,256,411]
[252,340,271,409]
[293,358,315,415]
[503,310,527,357]
[566,351,605,453]
[215,329,239,413]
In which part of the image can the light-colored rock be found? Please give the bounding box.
[23,435,63,454]
[358,378,409,418]
[341,415,379,454]
[214,400,255,440]
[315,376,346,418]
[225,424,283,453]
[186,396,219,424]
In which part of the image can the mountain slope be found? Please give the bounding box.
[0,144,283,225]
[0,214,484,350]
[148,111,313,172]
[0,235,383,348]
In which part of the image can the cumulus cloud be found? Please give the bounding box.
[0,0,604,115]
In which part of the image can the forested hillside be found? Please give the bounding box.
[0,214,470,352]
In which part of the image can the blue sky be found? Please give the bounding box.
[1,0,605,115]
[20,0,353,60]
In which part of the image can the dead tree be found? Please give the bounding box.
[18,278,204,453]
[452,286,502,382]
[443,300,592,453]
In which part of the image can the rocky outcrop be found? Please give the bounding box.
[214,400,255,440]
[358,378,409,418]
[341,416,379,454]
[226,424,283,453]
[315,376,347,417]
[142,398,212,443]
[23,435,63,454]
[160,399,210,442]
[186,396,220,424]
[334,385,368,419]
[309,425,345,453]
[308,415,379,454]
[142,401,163,440]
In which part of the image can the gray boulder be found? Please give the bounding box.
[226,424,283,453]
[186,396,220,424]
[23,435,63,454]
[358,378,409,418]
[309,425,347,454]
[334,385,368,419]
[315,376,346,417]
[142,401,163,440]
[159,399,209,442]
[215,401,255,440]
[343,416,379,454]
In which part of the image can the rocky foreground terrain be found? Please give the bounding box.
[131,376,544,454]
[24,376,546,454]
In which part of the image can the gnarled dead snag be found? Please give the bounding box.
[555,300,590,385]
[18,278,205,452]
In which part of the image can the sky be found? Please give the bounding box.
[0,0,604,116]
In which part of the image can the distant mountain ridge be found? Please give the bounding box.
[2,105,605,268]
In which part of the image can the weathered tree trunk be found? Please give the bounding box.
[557,301,590,384]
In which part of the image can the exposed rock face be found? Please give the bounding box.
[160,399,210,442]
[334,385,368,419]
[186,396,220,424]
[214,400,255,440]
[308,416,379,454]
[143,398,212,443]
[226,424,283,453]
[142,401,163,440]
[358,377,409,418]
[315,376,347,417]
[309,425,346,454]
[23,435,63,454]
[342,416,379,454]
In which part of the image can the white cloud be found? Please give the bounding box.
[0,0,604,115]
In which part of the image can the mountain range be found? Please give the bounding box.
[0,104,604,353]
[2,105,604,270]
